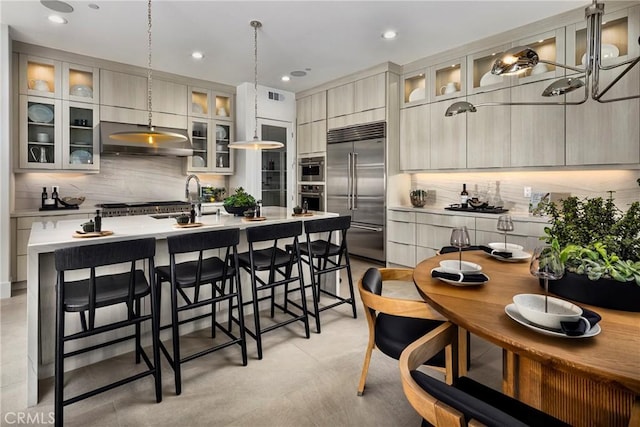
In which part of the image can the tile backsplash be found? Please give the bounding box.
[409,169,640,213]
[13,155,227,211]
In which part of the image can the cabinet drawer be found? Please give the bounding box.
[416,246,437,264]
[417,223,476,250]
[387,241,416,267]
[388,220,416,245]
[388,210,416,222]
[416,212,475,228]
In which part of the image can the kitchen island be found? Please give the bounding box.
[26,207,338,406]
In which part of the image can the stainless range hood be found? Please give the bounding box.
[100,121,193,156]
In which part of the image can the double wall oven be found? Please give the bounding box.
[298,184,324,211]
[298,156,324,182]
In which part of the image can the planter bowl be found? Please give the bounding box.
[542,271,640,312]
[224,205,255,216]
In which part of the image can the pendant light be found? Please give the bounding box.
[445,0,640,116]
[228,20,284,150]
[109,0,188,145]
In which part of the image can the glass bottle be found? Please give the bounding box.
[41,187,47,209]
[94,209,102,232]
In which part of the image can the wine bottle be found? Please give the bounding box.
[460,184,469,209]
[51,186,59,208]
[41,187,47,209]
[190,204,196,223]
[94,210,102,232]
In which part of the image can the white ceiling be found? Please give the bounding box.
[1,0,587,93]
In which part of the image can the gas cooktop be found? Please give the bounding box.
[98,201,191,217]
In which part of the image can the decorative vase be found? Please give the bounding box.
[542,272,640,312]
[224,205,254,216]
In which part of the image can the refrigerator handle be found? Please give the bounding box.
[347,152,352,210]
[353,152,358,210]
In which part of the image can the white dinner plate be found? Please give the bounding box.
[28,104,54,123]
[505,304,601,338]
[192,102,204,114]
[70,149,92,164]
[192,155,205,167]
[439,260,482,274]
[408,87,426,102]
[480,71,503,87]
[215,126,227,140]
[69,84,93,98]
[488,242,524,251]
[489,250,531,262]
[431,268,489,287]
[581,43,619,65]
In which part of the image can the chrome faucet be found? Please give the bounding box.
[185,174,201,208]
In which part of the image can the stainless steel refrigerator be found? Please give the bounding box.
[327,122,385,263]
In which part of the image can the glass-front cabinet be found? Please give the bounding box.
[513,28,565,84]
[402,70,427,106]
[213,122,233,173]
[62,101,99,170]
[20,55,60,98]
[64,63,99,103]
[187,118,210,172]
[466,43,511,94]
[430,57,466,101]
[189,87,210,118]
[20,96,60,169]
[186,119,234,174]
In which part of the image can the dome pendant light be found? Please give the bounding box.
[109,0,188,146]
[229,20,284,150]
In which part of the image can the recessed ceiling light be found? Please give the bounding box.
[381,30,397,40]
[88,3,99,9]
[281,76,290,82]
[48,15,68,24]
[191,52,204,60]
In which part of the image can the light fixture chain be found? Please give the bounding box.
[253,21,258,139]
[147,0,153,129]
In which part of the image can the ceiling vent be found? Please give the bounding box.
[268,91,284,101]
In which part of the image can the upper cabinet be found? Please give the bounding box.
[466,43,512,95]
[327,73,386,118]
[402,70,427,106]
[430,57,466,101]
[63,63,100,104]
[327,82,355,118]
[189,86,233,121]
[467,88,511,169]
[19,55,61,98]
[429,100,466,169]
[297,91,327,155]
[152,79,187,115]
[100,69,147,110]
[186,119,234,174]
[399,104,430,171]
[512,28,565,85]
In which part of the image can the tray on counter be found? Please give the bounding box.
[445,205,509,214]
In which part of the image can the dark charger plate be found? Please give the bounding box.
[445,205,509,214]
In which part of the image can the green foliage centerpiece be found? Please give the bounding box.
[223,187,257,216]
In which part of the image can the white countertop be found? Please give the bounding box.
[388,205,549,223]
[12,201,225,218]
[28,207,337,252]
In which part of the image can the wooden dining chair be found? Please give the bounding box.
[357,267,452,396]
[399,321,570,427]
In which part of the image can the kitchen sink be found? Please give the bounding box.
[150,213,182,219]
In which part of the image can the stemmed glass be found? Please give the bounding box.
[529,246,565,312]
[496,215,514,250]
[450,226,471,270]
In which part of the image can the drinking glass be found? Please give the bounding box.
[529,246,565,312]
[450,226,471,269]
[496,215,514,250]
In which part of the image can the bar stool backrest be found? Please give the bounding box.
[167,228,240,254]
[245,221,303,243]
[303,215,351,235]
[55,238,156,271]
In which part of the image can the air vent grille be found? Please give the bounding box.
[327,121,386,143]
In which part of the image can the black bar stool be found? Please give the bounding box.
[237,221,310,360]
[286,215,357,333]
[155,228,247,395]
[54,238,161,426]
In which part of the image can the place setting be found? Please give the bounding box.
[479,215,531,262]
[431,226,490,286]
[505,246,602,338]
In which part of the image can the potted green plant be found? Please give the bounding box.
[212,187,226,202]
[223,187,256,216]
[541,193,640,311]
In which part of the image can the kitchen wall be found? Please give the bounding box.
[13,155,226,210]
[406,169,640,213]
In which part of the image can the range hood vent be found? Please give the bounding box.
[100,121,193,157]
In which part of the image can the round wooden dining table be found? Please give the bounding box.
[413,251,640,427]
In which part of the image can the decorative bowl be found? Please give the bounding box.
[224,205,254,216]
[243,209,255,218]
[293,207,303,214]
[176,215,190,225]
[410,190,427,207]
[59,196,86,207]
[513,294,582,330]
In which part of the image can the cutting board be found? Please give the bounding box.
[243,217,267,222]
[174,222,203,228]
[292,212,313,217]
[73,230,114,238]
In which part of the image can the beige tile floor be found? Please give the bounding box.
[0,258,501,426]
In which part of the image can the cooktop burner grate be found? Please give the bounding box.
[98,201,191,217]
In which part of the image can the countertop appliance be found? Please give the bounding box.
[298,184,324,212]
[327,121,385,263]
[98,201,191,217]
[298,156,325,182]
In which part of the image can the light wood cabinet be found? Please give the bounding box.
[186,119,234,174]
[327,108,385,130]
[310,91,327,122]
[399,104,430,171]
[430,57,466,102]
[100,69,147,110]
[466,43,512,95]
[19,54,61,98]
[429,100,466,169]
[467,88,511,168]
[327,83,354,118]
[387,210,416,267]
[416,212,476,256]
[511,28,565,85]
[297,92,327,155]
[510,80,565,167]
[63,62,99,104]
[152,79,187,115]
[62,100,100,170]
[402,69,427,106]
[19,96,62,170]
[355,73,386,112]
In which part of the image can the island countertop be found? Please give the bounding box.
[26,207,337,406]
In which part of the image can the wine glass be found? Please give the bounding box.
[450,226,471,270]
[529,246,565,313]
[496,215,514,250]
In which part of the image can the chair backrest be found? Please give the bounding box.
[55,238,156,271]
[361,267,382,295]
[245,221,302,243]
[303,215,351,234]
[167,228,240,254]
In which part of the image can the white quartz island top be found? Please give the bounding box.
[28,207,336,252]
[26,207,337,406]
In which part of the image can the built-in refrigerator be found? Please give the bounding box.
[327,122,385,263]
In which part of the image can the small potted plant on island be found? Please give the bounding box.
[541,192,640,311]
[223,187,257,216]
